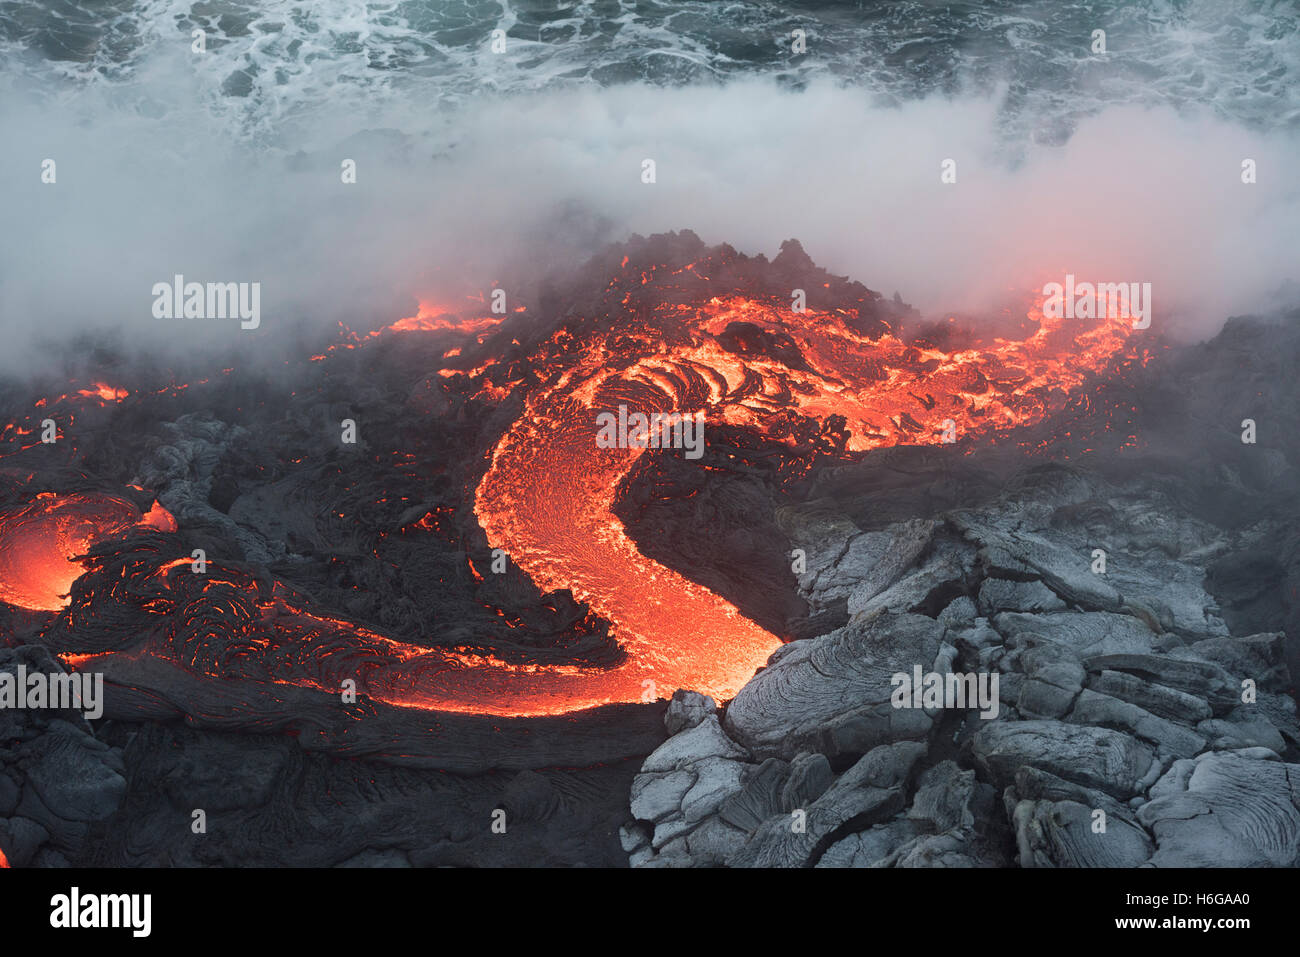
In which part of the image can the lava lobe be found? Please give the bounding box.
[0,235,1136,722]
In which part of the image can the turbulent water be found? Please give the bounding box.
[3,0,1297,135]
[0,0,1297,354]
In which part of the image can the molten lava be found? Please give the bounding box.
[470,292,1133,711]
[0,493,176,611]
[0,263,1135,718]
[387,300,512,335]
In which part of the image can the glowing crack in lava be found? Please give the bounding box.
[1,273,1134,718]
[0,493,176,611]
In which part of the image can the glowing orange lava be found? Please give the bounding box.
[469,293,1132,711]
[1,283,1134,717]
[77,383,130,403]
[0,493,176,611]
[387,300,509,335]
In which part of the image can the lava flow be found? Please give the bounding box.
[469,289,1133,712]
[0,493,176,612]
[0,247,1136,718]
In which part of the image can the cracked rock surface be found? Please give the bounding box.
[626,449,1300,867]
[0,646,127,866]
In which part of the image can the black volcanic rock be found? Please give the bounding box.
[1,235,1296,869]
[717,321,809,370]
[624,309,1300,867]
[0,646,127,866]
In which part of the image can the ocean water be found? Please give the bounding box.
[3,0,1297,137]
[0,0,1297,357]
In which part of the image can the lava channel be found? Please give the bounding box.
[1,290,1133,718]
[467,293,1133,713]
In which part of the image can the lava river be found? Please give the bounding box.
[466,292,1133,713]
[0,282,1134,717]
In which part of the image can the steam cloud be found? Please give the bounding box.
[1,69,1297,374]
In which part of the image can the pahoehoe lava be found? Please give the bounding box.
[0,235,1138,720]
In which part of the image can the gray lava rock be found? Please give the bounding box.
[781,753,834,810]
[630,769,695,824]
[973,721,1158,799]
[626,410,1300,869]
[641,713,748,773]
[728,741,924,867]
[1016,644,1086,719]
[979,578,1066,614]
[679,757,746,824]
[656,815,749,866]
[851,537,977,620]
[780,514,936,617]
[664,690,716,736]
[724,612,945,761]
[17,722,125,828]
[1011,798,1154,867]
[717,758,789,832]
[1081,653,1241,715]
[1197,714,1286,754]
[1068,689,1207,759]
[1138,751,1300,866]
[958,518,1122,611]
[907,761,975,833]
[817,819,920,868]
[1086,670,1212,723]
[619,822,651,854]
[998,611,1157,659]
[937,596,978,626]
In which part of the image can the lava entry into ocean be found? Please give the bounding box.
[0,236,1141,719]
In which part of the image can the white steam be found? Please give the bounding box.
[1,70,1296,373]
